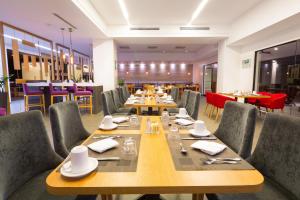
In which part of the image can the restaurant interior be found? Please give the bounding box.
[0,0,299,200]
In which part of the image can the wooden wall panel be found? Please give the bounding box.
[23,54,29,71]
[12,39,20,70]
[31,55,36,67]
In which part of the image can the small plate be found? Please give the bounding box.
[60,157,98,178]
[189,129,211,137]
[175,114,190,119]
[99,123,118,130]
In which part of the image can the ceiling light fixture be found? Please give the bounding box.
[187,0,209,26]
[118,0,131,25]
[274,47,278,51]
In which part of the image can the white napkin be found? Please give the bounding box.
[113,117,128,123]
[163,100,174,104]
[127,99,139,104]
[174,118,194,126]
[191,141,227,155]
[88,138,119,153]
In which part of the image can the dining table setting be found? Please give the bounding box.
[46,109,263,200]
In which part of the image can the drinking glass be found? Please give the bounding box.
[129,115,139,128]
[168,124,180,141]
[122,137,137,157]
[161,111,170,128]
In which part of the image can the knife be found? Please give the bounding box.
[97,157,121,161]
[181,136,217,140]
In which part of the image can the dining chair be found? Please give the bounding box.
[101,91,131,116]
[207,112,300,200]
[0,110,96,200]
[117,87,126,104]
[170,87,179,102]
[121,86,130,100]
[49,83,69,105]
[22,83,45,113]
[49,101,91,158]
[111,90,136,114]
[185,91,201,120]
[214,101,257,159]
[212,94,236,120]
[167,90,190,114]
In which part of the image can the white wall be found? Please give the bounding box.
[93,39,117,91]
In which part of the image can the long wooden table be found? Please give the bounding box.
[220,93,270,103]
[46,116,264,200]
[124,97,177,114]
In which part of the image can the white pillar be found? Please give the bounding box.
[93,39,118,91]
[217,39,241,92]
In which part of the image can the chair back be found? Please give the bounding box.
[117,87,126,104]
[214,94,235,108]
[185,91,200,120]
[121,86,130,100]
[101,91,118,115]
[205,92,214,105]
[0,111,62,199]
[22,83,29,95]
[112,90,123,109]
[249,113,300,199]
[178,90,190,107]
[49,101,90,158]
[170,87,179,102]
[215,101,257,159]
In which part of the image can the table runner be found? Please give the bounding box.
[166,134,254,171]
[59,134,141,173]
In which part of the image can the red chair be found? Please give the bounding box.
[258,93,287,112]
[212,94,236,120]
[247,91,271,105]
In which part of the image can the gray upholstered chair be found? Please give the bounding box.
[0,110,96,200]
[170,87,179,102]
[168,90,191,114]
[185,91,200,120]
[111,90,136,114]
[214,101,257,159]
[207,113,300,200]
[121,86,130,100]
[49,101,91,158]
[117,87,126,104]
[101,91,131,116]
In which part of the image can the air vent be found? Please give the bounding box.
[147,46,158,49]
[130,27,160,31]
[119,46,130,49]
[175,46,186,49]
[53,13,77,29]
[180,26,210,30]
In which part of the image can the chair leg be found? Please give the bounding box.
[192,193,204,200]
[215,108,219,120]
[51,96,53,105]
[24,96,28,111]
[204,103,208,114]
[42,95,45,113]
[89,95,93,114]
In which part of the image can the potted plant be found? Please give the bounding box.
[118,79,125,87]
[0,75,12,113]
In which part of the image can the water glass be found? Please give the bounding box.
[122,137,137,157]
[168,124,180,141]
[129,115,139,128]
[161,111,170,127]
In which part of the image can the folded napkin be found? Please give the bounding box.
[191,141,227,155]
[127,99,139,104]
[163,100,174,104]
[113,117,129,123]
[88,138,119,153]
[174,118,194,126]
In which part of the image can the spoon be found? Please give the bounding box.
[92,135,122,139]
[204,160,238,165]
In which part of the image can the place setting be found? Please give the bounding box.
[99,115,141,130]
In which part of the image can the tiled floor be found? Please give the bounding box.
[9,97,300,200]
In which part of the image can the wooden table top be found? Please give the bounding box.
[46,116,264,195]
[220,93,271,99]
[124,97,177,108]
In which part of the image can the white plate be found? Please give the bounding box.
[60,157,98,178]
[174,118,194,126]
[175,114,190,119]
[99,123,118,130]
[189,129,211,137]
[112,117,128,123]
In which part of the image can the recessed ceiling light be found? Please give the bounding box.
[274,47,278,51]
[118,0,131,25]
[187,0,209,26]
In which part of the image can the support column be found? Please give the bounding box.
[217,39,241,93]
[93,39,117,91]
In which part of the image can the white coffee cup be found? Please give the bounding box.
[70,145,89,173]
[102,115,113,128]
[130,94,134,98]
[194,120,206,133]
[179,108,187,116]
[163,93,167,97]
[253,91,257,95]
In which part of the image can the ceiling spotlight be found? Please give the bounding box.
[160,62,166,69]
[130,63,135,69]
[140,62,145,70]
[274,47,278,51]
[150,63,156,69]
[187,0,209,26]
[126,71,129,74]
[167,72,170,75]
[170,63,176,70]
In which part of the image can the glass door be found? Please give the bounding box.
[203,63,218,93]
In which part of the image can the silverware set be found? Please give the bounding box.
[96,157,120,161]
[203,157,242,165]
[92,135,123,139]
[181,136,217,140]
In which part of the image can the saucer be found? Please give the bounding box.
[189,129,211,137]
[99,123,118,130]
[60,157,98,178]
[175,114,190,119]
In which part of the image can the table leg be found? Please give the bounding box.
[101,194,113,200]
[137,194,162,200]
[192,193,204,200]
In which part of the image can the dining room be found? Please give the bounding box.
[0,0,300,200]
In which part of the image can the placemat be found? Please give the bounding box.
[59,134,141,173]
[99,116,142,130]
[166,134,254,171]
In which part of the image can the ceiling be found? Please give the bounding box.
[91,0,261,26]
[0,0,106,55]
